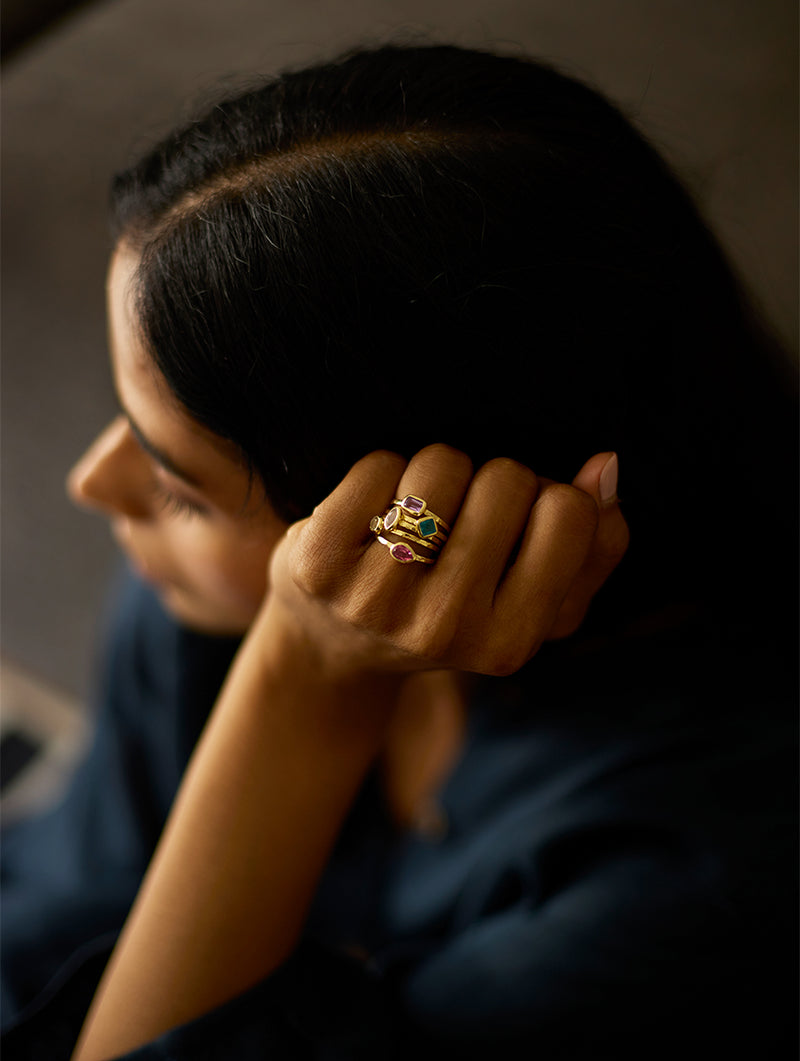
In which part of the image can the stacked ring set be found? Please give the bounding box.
[370,494,450,565]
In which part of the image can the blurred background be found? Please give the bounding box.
[1,0,797,806]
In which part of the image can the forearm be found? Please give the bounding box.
[72,602,396,1061]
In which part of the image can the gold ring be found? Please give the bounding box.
[385,509,448,544]
[375,534,436,564]
[369,494,450,566]
[377,523,444,552]
[372,510,447,546]
[391,495,451,533]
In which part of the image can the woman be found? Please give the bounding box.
[2,44,796,1060]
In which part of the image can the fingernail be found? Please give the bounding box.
[599,453,618,505]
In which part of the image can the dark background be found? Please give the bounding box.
[2,0,797,703]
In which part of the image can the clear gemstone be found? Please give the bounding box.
[369,516,382,533]
[390,543,415,563]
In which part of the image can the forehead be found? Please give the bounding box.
[105,245,258,508]
[107,246,168,383]
[106,246,201,441]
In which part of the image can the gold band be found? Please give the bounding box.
[392,511,448,544]
[369,494,450,567]
[371,512,446,548]
[381,523,444,552]
[375,534,436,564]
[391,494,451,533]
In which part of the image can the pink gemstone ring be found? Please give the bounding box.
[375,535,436,565]
[369,494,449,566]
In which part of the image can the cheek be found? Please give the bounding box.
[207,540,272,608]
[166,522,275,611]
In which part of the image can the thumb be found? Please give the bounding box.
[572,450,621,510]
[547,452,630,640]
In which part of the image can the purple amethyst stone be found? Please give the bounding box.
[402,495,425,515]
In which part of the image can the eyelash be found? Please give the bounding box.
[152,482,208,520]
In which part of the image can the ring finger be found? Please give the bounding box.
[367,443,474,579]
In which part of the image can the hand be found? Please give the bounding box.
[265,445,629,680]
[71,446,627,1061]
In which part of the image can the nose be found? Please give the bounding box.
[67,415,153,520]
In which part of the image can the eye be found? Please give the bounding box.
[152,482,209,520]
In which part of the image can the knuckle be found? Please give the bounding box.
[543,483,598,537]
[290,538,326,595]
[362,450,407,478]
[478,456,537,490]
[411,443,473,481]
[290,527,346,596]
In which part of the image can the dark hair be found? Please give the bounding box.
[110,44,796,649]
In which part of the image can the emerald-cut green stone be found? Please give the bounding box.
[418,516,437,538]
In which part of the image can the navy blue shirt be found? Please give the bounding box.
[2,574,796,1058]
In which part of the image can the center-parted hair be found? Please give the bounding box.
[110,44,796,639]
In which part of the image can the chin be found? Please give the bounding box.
[157,582,255,638]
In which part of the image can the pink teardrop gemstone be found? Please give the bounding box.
[390,543,415,563]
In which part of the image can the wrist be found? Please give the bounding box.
[235,592,402,745]
[255,586,403,682]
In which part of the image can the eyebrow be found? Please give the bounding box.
[123,410,203,488]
